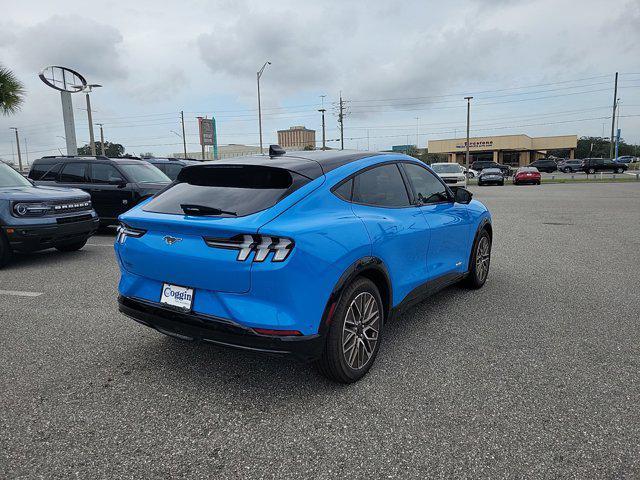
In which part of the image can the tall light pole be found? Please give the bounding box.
[10,127,22,171]
[257,61,271,154]
[96,123,105,155]
[82,84,101,155]
[415,117,419,150]
[318,94,327,150]
[464,96,473,170]
[614,98,621,161]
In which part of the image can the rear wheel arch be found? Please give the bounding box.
[319,257,392,335]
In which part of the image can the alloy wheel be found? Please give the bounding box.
[475,236,491,282]
[342,292,380,370]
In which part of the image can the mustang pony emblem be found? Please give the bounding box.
[163,236,182,245]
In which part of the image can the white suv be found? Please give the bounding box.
[430,163,467,187]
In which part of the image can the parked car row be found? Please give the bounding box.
[1,155,205,268]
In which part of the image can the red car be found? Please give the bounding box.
[513,167,541,185]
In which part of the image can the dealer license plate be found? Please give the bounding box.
[160,283,194,310]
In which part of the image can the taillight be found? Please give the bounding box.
[203,234,294,262]
[116,223,147,244]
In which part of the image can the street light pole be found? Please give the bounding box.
[318,108,326,150]
[96,123,105,155]
[257,61,271,154]
[75,83,101,156]
[464,96,473,171]
[10,127,23,171]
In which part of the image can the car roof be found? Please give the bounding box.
[187,150,385,179]
[34,155,149,164]
[147,157,201,164]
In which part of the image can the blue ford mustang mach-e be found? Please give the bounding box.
[115,147,492,383]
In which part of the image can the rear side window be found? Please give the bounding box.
[352,163,410,207]
[333,179,353,201]
[59,162,89,183]
[143,165,310,217]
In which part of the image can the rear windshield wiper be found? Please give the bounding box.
[180,204,237,216]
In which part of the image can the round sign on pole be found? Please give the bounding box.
[39,66,87,93]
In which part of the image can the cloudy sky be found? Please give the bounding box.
[1,0,639,161]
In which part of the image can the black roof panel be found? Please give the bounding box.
[191,150,383,179]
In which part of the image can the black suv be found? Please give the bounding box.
[145,157,201,180]
[581,158,628,174]
[29,156,171,226]
[469,161,511,176]
[528,158,557,173]
[1,162,98,267]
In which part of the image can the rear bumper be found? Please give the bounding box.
[118,295,325,362]
[3,215,99,252]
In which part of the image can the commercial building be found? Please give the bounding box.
[428,134,577,167]
[277,126,316,150]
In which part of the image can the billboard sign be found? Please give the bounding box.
[198,118,215,146]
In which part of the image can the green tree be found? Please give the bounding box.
[78,141,125,157]
[0,65,25,116]
[565,136,640,159]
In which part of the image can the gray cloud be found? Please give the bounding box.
[10,15,126,81]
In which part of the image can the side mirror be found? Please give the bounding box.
[111,180,127,188]
[451,186,473,204]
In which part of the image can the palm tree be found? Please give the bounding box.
[0,65,26,116]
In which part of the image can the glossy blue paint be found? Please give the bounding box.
[115,153,491,336]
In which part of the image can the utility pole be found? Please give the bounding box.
[338,92,345,150]
[96,123,106,155]
[318,94,327,150]
[257,61,271,154]
[609,72,618,159]
[318,107,326,150]
[86,92,96,155]
[10,127,23,172]
[81,84,101,156]
[180,110,187,158]
[614,98,621,161]
[415,117,420,150]
[24,137,28,167]
[464,96,473,171]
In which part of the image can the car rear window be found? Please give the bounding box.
[143,165,311,217]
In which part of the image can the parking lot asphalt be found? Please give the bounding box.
[2,182,640,479]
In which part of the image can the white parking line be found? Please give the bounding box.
[0,289,43,297]
[86,243,114,247]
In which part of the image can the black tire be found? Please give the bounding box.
[55,239,88,252]
[537,181,541,185]
[614,168,620,174]
[500,181,504,186]
[315,277,384,383]
[0,232,11,268]
[464,228,491,289]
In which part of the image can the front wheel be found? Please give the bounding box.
[316,277,383,383]
[464,229,491,289]
[55,239,88,252]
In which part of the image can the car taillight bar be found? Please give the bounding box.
[116,223,147,244]
[203,234,294,262]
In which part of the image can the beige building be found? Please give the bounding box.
[277,126,316,150]
[428,134,577,167]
